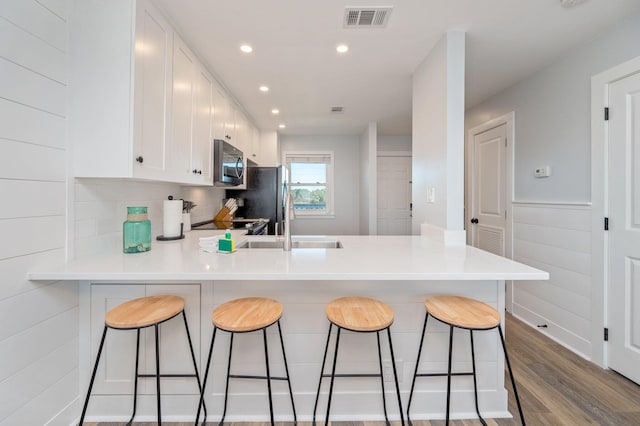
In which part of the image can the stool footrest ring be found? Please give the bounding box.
[321,373,382,378]
[415,372,474,377]
[229,374,289,381]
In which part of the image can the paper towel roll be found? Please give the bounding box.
[163,200,183,237]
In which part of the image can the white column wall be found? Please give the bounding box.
[412,31,466,243]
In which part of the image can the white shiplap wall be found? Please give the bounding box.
[0,0,79,424]
[511,203,593,359]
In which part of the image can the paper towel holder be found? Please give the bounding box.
[156,223,185,241]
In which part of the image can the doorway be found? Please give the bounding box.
[592,56,640,372]
[468,112,514,309]
[606,70,640,384]
[377,154,412,235]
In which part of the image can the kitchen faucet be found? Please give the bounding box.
[283,189,295,251]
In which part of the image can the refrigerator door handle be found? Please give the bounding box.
[275,222,279,236]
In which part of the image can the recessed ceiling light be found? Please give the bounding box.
[259,85,269,92]
[240,44,253,53]
[278,124,286,129]
[271,109,280,115]
[336,44,349,54]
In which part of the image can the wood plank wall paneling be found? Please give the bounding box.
[0,0,76,424]
[512,203,593,359]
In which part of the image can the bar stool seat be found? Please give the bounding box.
[106,294,184,329]
[425,295,501,330]
[314,296,405,425]
[197,297,296,426]
[212,296,282,332]
[407,295,526,425]
[325,295,394,331]
[80,294,204,425]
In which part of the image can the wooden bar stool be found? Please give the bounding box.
[406,295,525,425]
[79,294,205,425]
[196,297,296,425]
[313,296,405,426]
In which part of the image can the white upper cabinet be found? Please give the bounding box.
[191,67,214,184]
[169,34,195,182]
[71,0,174,181]
[169,35,213,185]
[70,0,251,185]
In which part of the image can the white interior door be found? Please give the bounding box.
[608,71,640,384]
[377,155,412,235]
[471,123,507,256]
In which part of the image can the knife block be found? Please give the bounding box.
[214,206,234,223]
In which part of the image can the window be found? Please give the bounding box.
[284,151,334,216]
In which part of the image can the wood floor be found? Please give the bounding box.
[91,313,640,425]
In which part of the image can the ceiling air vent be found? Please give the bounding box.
[344,7,392,28]
[331,106,344,114]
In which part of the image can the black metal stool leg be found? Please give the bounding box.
[127,328,141,425]
[182,311,207,420]
[387,328,405,426]
[220,331,235,425]
[407,312,429,424]
[325,326,342,426]
[263,328,275,425]
[499,325,526,425]
[277,320,297,424]
[470,330,487,426]
[196,327,217,426]
[79,326,108,425]
[376,331,390,425]
[313,322,333,424]
[155,324,161,425]
[445,325,454,425]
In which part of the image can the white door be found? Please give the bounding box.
[470,123,507,256]
[608,71,640,384]
[377,156,412,235]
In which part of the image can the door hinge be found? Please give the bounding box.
[505,137,507,147]
[604,107,609,121]
[604,217,609,231]
[604,327,609,342]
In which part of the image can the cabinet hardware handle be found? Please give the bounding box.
[470,218,479,224]
[136,156,143,164]
[198,170,202,175]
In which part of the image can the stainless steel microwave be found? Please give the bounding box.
[213,139,244,186]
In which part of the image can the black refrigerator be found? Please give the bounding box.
[226,166,284,235]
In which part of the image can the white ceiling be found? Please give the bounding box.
[155,0,640,137]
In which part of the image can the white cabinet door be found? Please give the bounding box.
[169,34,196,182]
[247,124,260,164]
[212,85,228,142]
[191,67,214,184]
[89,283,202,396]
[131,0,173,180]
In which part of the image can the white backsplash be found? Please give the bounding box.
[74,179,225,258]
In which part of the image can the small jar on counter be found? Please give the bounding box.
[123,206,151,253]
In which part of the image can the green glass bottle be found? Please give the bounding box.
[123,206,151,253]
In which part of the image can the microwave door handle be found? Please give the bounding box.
[235,157,244,178]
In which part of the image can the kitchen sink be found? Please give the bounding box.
[237,239,343,249]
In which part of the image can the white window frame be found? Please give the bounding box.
[283,150,335,217]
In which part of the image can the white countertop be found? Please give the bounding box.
[28,232,548,281]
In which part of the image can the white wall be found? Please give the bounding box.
[466,13,640,203]
[465,13,640,363]
[378,135,411,152]
[0,1,79,424]
[359,122,377,235]
[279,135,360,235]
[412,31,466,240]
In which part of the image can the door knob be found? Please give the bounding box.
[471,218,479,224]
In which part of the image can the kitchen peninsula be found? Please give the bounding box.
[29,233,547,423]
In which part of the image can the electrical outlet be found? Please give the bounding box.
[427,187,435,203]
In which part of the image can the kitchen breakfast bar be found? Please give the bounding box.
[28,233,547,423]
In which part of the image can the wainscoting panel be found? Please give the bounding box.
[512,203,593,359]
